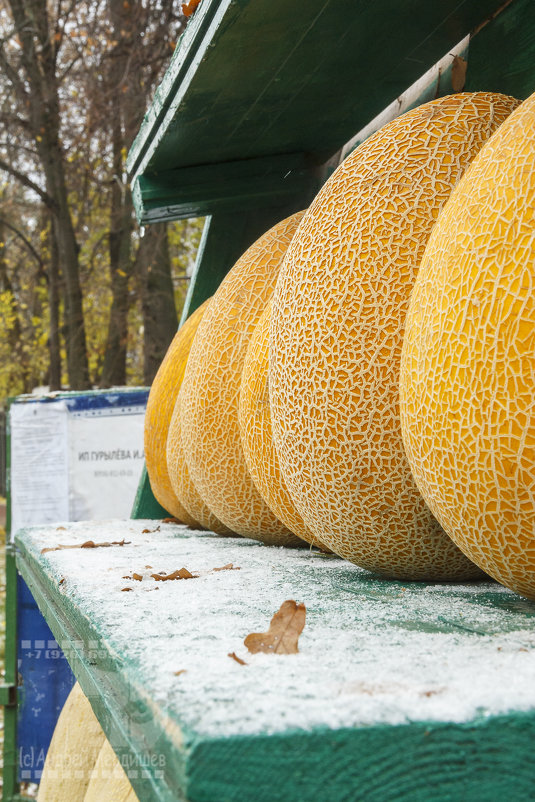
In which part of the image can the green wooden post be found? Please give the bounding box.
[2,401,21,802]
[2,545,20,802]
[130,464,170,520]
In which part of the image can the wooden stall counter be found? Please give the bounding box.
[16,520,535,802]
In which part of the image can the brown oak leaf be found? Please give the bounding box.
[244,600,306,655]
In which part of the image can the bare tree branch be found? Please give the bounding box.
[0,156,56,209]
[0,213,44,268]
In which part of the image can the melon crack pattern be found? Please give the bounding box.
[400,92,535,600]
[168,389,235,536]
[180,212,305,544]
[270,93,519,581]
[239,300,319,549]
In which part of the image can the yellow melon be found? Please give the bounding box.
[180,212,305,543]
[84,739,138,802]
[270,93,519,580]
[144,299,211,525]
[38,682,106,802]
[399,91,535,599]
[239,300,322,548]
[167,390,237,535]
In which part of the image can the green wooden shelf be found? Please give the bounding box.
[127,0,514,223]
[15,521,535,802]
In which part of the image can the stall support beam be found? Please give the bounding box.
[2,545,20,802]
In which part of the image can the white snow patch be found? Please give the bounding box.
[18,520,535,739]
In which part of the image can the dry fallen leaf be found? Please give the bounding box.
[213,563,240,572]
[56,526,66,531]
[142,526,161,534]
[121,587,133,592]
[244,600,306,655]
[451,54,467,92]
[42,539,130,554]
[173,669,187,677]
[228,652,247,666]
[151,567,194,581]
[162,518,181,524]
[132,573,143,582]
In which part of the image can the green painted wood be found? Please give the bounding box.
[16,537,186,802]
[343,41,471,155]
[128,0,510,184]
[14,522,535,802]
[2,400,20,802]
[132,153,320,224]
[190,715,535,802]
[180,202,309,325]
[131,464,170,520]
[464,0,535,99]
[2,545,20,802]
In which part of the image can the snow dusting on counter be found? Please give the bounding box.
[17,520,535,740]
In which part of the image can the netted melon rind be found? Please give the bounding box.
[144,300,210,526]
[180,212,305,544]
[239,300,324,549]
[400,92,535,599]
[167,391,237,536]
[270,93,519,580]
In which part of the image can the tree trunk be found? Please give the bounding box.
[47,219,61,391]
[44,142,90,390]
[7,0,90,390]
[0,220,31,393]
[138,223,178,384]
[99,134,133,388]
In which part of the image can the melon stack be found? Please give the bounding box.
[178,212,306,546]
[144,299,209,527]
[145,90,535,598]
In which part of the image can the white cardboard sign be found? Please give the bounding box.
[10,396,146,539]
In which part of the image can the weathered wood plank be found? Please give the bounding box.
[16,521,535,802]
[128,0,512,186]
[464,0,535,99]
[132,153,320,224]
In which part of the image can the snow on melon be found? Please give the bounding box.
[167,390,236,536]
[270,93,519,580]
[144,299,210,526]
[38,682,106,802]
[180,212,304,544]
[239,300,322,548]
[400,91,535,600]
